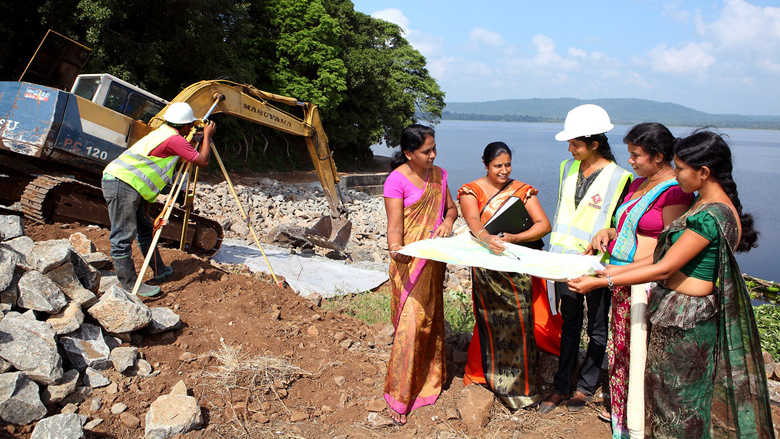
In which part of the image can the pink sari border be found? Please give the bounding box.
[384,392,441,415]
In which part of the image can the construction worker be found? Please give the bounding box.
[102,102,216,296]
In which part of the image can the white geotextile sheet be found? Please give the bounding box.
[213,241,388,298]
[398,229,604,281]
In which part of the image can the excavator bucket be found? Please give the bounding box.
[305,216,352,252]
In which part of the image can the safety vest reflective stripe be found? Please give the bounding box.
[104,125,182,202]
[109,157,177,198]
[550,222,594,245]
[123,151,178,178]
[549,159,632,255]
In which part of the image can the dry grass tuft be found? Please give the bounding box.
[205,339,311,392]
[197,339,312,438]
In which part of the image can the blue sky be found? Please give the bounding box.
[350,0,780,116]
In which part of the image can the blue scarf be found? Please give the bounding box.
[610,179,678,265]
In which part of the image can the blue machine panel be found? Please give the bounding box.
[0,82,66,158]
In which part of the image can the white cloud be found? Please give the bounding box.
[663,0,691,23]
[695,0,780,52]
[468,27,505,47]
[630,54,649,67]
[371,9,409,33]
[590,51,613,63]
[370,8,444,58]
[599,69,621,80]
[645,42,716,74]
[463,61,494,76]
[625,71,651,89]
[759,59,780,74]
[500,35,632,91]
[406,33,446,58]
[529,35,579,71]
[426,57,455,81]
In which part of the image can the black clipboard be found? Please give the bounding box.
[484,197,544,250]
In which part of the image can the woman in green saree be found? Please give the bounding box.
[568,129,773,438]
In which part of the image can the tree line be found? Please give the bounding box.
[0,0,445,169]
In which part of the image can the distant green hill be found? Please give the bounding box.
[442,98,780,130]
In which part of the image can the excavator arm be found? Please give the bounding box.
[151,80,347,219]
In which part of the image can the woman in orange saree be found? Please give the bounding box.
[383,124,458,425]
[458,142,557,410]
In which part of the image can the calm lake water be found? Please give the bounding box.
[373,120,780,282]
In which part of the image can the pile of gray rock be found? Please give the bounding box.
[192,179,473,292]
[193,180,390,262]
[0,215,201,438]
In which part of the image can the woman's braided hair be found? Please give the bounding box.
[674,129,758,252]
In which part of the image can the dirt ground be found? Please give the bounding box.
[3,220,620,439]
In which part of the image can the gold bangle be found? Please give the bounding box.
[477,229,488,240]
[389,243,402,251]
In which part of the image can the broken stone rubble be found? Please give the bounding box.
[145,380,203,439]
[87,285,152,333]
[29,412,84,439]
[0,312,63,384]
[195,181,474,294]
[0,372,47,425]
[17,270,68,313]
[0,216,195,433]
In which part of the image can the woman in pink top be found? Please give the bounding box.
[382,124,457,425]
[585,123,693,437]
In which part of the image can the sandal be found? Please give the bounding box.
[598,410,610,423]
[567,390,592,413]
[538,392,570,415]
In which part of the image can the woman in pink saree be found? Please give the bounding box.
[383,124,457,425]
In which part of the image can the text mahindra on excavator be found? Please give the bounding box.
[0,30,352,254]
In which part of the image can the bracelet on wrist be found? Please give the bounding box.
[389,243,402,251]
[606,274,614,291]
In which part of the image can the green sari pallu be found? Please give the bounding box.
[645,203,773,438]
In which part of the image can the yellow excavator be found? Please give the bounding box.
[0,31,351,253]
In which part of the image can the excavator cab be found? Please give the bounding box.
[72,74,167,124]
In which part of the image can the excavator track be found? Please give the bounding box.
[19,175,223,256]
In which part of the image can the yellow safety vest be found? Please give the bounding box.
[104,125,182,202]
[549,159,632,255]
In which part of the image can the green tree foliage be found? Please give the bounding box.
[267,0,347,114]
[0,0,445,169]
[0,1,51,80]
[324,0,444,165]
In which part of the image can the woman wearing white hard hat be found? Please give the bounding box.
[538,104,632,414]
[102,102,216,297]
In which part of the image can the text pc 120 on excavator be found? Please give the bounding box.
[0,30,351,254]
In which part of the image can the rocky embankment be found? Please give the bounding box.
[191,179,472,291]
[0,216,202,438]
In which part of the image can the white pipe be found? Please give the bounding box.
[627,283,649,438]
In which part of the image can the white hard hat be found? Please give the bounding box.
[164,102,196,125]
[555,104,614,141]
